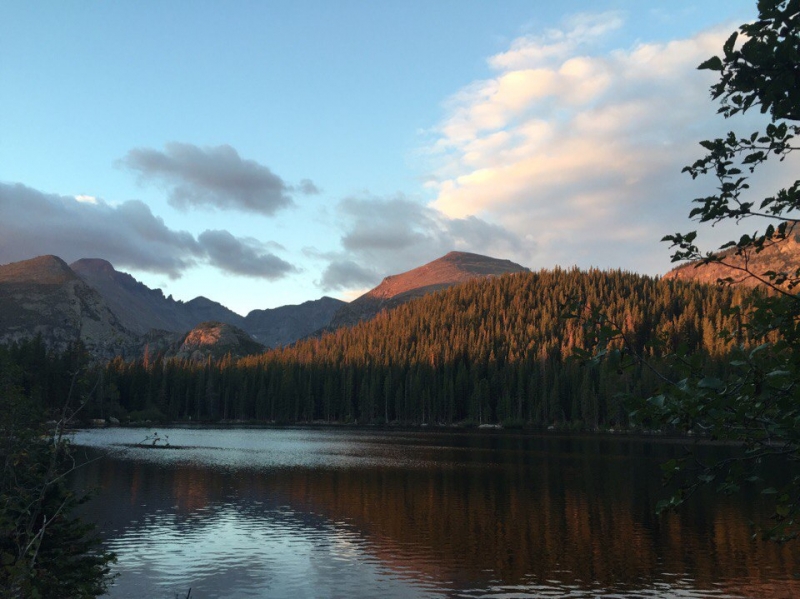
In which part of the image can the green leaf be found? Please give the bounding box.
[698,56,724,71]
[698,377,724,390]
[723,31,738,56]
[766,369,791,378]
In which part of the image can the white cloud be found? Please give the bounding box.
[423,16,771,274]
[489,11,625,71]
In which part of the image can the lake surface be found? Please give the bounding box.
[69,427,800,599]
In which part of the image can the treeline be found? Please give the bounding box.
[0,334,93,417]
[82,269,753,428]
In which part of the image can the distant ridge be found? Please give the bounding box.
[245,297,345,348]
[0,251,527,356]
[71,258,197,334]
[183,296,245,329]
[0,255,344,354]
[328,251,529,329]
[69,258,340,345]
[663,234,800,288]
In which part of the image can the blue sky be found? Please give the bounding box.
[1,0,785,315]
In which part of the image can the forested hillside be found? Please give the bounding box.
[86,269,753,428]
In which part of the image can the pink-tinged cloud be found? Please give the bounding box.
[423,16,794,275]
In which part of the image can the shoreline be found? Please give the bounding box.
[73,419,736,446]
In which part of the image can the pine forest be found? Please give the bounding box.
[3,269,757,430]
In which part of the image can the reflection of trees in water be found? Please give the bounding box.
[71,438,800,595]
[276,463,800,593]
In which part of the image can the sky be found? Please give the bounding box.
[1,0,791,315]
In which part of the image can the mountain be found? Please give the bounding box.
[0,256,137,357]
[1,251,526,356]
[71,258,196,334]
[663,234,800,288]
[70,259,245,333]
[172,321,265,361]
[184,296,245,329]
[71,258,338,345]
[328,251,529,329]
[244,297,345,348]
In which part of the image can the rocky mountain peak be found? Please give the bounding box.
[185,296,221,309]
[71,258,116,274]
[329,251,528,328]
[0,255,77,285]
[0,255,137,357]
[366,251,528,301]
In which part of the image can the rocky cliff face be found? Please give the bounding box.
[328,251,529,329]
[71,259,246,333]
[3,255,344,357]
[172,321,265,361]
[0,256,138,357]
[71,258,197,334]
[663,235,800,288]
[71,258,334,344]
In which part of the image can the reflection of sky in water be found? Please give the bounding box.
[106,501,444,599]
[70,428,800,599]
[70,427,435,471]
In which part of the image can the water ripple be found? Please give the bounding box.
[68,428,800,599]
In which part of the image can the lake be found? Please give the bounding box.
[69,427,800,599]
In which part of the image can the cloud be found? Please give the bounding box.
[198,229,297,279]
[316,194,526,291]
[0,182,298,281]
[299,179,320,195]
[0,183,201,277]
[318,260,378,292]
[422,16,782,274]
[120,142,317,216]
[488,11,624,71]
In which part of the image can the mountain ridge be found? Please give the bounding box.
[662,234,800,288]
[1,254,349,355]
[0,255,138,357]
[1,250,531,356]
[328,251,529,329]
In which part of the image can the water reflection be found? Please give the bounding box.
[70,428,800,598]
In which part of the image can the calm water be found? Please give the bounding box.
[69,427,800,599]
